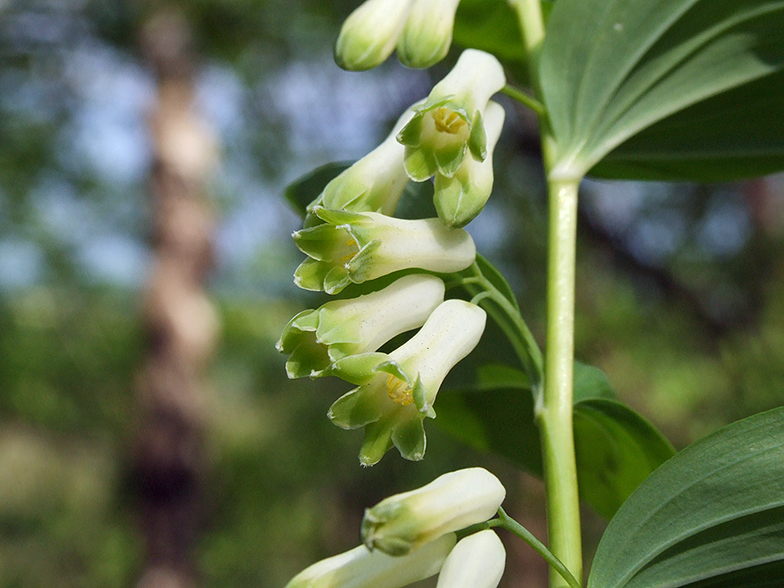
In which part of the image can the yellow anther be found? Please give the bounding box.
[386,374,414,406]
[337,237,360,265]
[433,107,466,134]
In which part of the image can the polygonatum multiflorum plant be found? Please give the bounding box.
[278,0,784,587]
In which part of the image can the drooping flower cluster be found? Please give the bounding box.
[281,10,513,588]
[279,48,507,465]
[285,469,507,588]
[312,49,506,229]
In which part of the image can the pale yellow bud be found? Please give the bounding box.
[335,0,414,71]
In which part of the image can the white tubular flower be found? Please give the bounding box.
[277,274,445,379]
[434,100,505,228]
[397,0,461,69]
[361,468,506,556]
[397,50,506,181]
[335,0,415,71]
[328,300,486,466]
[293,207,475,295]
[284,533,456,588]
[435,530,506,588]
[310,108,417,217]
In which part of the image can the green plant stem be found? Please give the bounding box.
[509,1,584,586]
[501,85,545,116]
[541,178,582,588]
[509,0,558,167]
[457,509,581,588]
[509,0,545,80]
[491,508,583,588]
[495,2,586,585]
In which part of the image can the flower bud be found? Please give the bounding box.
[335,0,414,71]
[397,0,461,69]
[397,50,505,181]
[435,531,506,588]
[293,207,475,295]
[434,100,505,227]
[284,533,456,588]
[328,300,486,465]
[277,274,445,379]
[310,108,417,217]
[361,468,505,556]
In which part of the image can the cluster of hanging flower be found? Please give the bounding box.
[285,468,507,588]
[278,1,506,465]
[311,48,506,229]
[281,6,511,588]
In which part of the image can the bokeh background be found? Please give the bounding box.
[2,1,784,587]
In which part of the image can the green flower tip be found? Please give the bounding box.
[398,102,473,181]
[397,0,461,69]
[328,300,486,465]
[397,50,505,182]
[277,274,445,380]
[314,108,416,216]
[434,100,505,228]
[292,207,475,294]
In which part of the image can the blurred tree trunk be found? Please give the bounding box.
[134,10,218,588]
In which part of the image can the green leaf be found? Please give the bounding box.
[573,361,615,402]
[436,363,671,518]
[435,385,543,474]
[588,406,784,588]
[284,162,351,217]
[393,178,436,220]
[455,360,609,400]
[574,399,675,520]
[540,0,784,182]
[476,363,530,391]
[452,0,527,72]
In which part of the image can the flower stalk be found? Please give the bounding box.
[489,509,582,588]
